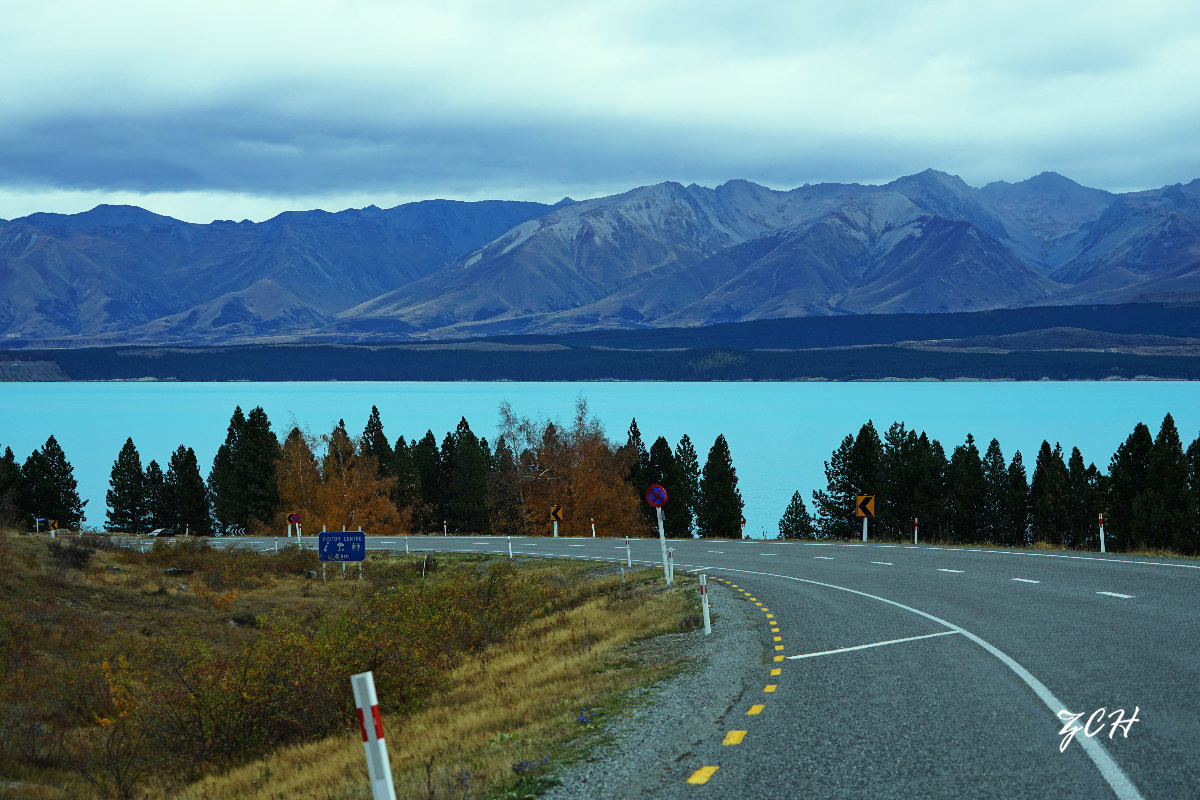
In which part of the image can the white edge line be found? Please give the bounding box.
[1012,578,1041,584]
[871,561,894,565]
[717,565,1146,800]
[937,568,965,573]
[786,630,959,660]
[1096,591,1134,599]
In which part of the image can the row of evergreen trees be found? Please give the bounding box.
[0,437,85,530]
[93,398,746,538]
[779,414,1200,554]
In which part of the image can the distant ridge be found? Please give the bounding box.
[2,171,1199,347]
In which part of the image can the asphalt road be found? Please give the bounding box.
[224,534,1200,799]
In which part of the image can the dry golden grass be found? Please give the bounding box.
[185,564,698,800]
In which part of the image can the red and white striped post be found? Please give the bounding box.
[700,574,711,635]
[1098,512,1106,554]
[913,517,919,545]
[351,671,396,800]
[591,517,596,538]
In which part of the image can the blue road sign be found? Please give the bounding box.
[318,531,366,562]
[646,484,668,507]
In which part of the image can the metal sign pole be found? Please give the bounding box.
[657,507,669,585]
[862,517,868,543]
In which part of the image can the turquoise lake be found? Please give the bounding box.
[3,381,1199,536]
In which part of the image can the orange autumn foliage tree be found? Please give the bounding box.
[276,423,406,535]
[494,397,646,537]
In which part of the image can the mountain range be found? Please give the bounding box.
[3,169,1199,346]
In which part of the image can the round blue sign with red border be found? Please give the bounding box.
[646,484,668,507]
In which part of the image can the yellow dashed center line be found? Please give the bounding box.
[774,655,784,662]
[774,645,784,651]
[773,636,782,642]
[687,766,719,784]
[771,627,780,632]
[770,668,781,676]
[764,684,777,693]
[746,704,765,715]
[723,730,747,745]
[765,614,774,619]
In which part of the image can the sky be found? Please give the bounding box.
[3,0,1199,224]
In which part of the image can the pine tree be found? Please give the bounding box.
[410,431,442,532]
[778,491,815,539]
[166,445,211,536]
[648,437,688,538]
[812,434,856,539]
[1141,413,1194,553]
[0,446,23,528]
[1108,422,1153,551]
[209,406,246,533]
[980,438,1007,544]
[914,434,949,541]
[624,419,653,526]
[447,417,490,534]
[1065,447,1094,549]
[21,436,85,530]
[1002,451,1030,547]
[390,435,421,515]
[361,406,393,478]
[144,460,168,530]
[673,435,700,538]
[947,434,985,544]
[236,407,281,530]
[881,422,920,540]
[697,434,743,538]
[1030,441,1069,546]
[847,421,883,504]
[106,437,147,533]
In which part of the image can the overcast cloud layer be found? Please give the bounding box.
[3,0,1198,223]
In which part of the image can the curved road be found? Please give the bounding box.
[228,535,1200,799]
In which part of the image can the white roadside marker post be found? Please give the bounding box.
[507,536,513,559]
[913,517,918,545]
[656,507,670,586]
[443,520,447,536]
[404,536,409,555]
[1099,512,1106,554]
[700,574,711,635]
[625,536,632,568]
[862,516,868,542]
[591,517,596,538]
[667,548,675,584]
[351,671,397,800]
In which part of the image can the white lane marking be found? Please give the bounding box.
[876,545,900,548]
[938,568,965,573]
[707,550,725,553]
[813,556,835,560]
[1097,591,1134,599]
[787,631,959,660]
[1012,578,1041,584]
[567,544,586,547]
[759,553,779,556]
[379,540,396,544]
[843,544,865,547]
[715,565,1146,800]
[871,561,894,566]
[827,543,1200,570]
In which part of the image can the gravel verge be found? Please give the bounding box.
[542,582,765,799]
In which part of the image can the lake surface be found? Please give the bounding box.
[3,381,1199,536]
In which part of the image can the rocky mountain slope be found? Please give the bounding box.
[3,171,1199,345]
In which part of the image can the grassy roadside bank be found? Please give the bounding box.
[0,532,701,800]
